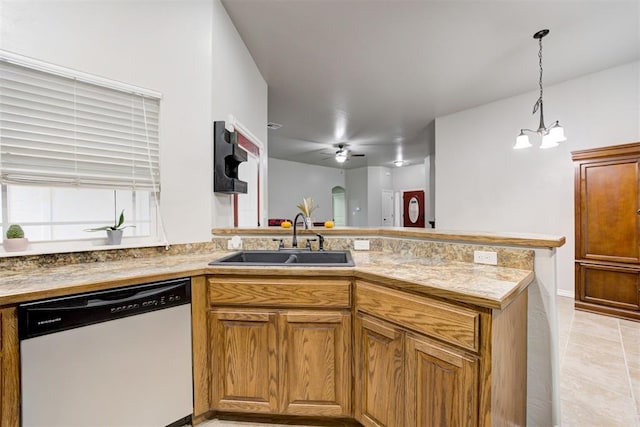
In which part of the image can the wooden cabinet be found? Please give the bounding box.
[0,307,19,427]
[404,334,477,427]
[573,142,640,321]
[354,313,478,427]
[354,280,525,427]
[354,314,404,427]
[208,276,352,417]
[576,262,640,313]
[279,311,350,416]
[210,309,278,413]
[206,275,526,425]
[354,282,480,427]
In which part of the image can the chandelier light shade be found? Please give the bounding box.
[515,29,567,150]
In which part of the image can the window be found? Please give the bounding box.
[0,51,162,246]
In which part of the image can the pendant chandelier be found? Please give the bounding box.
[514,29,566,150]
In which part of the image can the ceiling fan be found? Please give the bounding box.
[333,143,365,163]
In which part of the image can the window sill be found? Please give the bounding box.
[0,238,168,258]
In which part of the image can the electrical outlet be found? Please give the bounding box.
[474,250,497,265]
[354,240,370,250]
[227,236,243,250]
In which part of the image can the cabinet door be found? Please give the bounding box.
[279,311,351,416]
[210,310,278,413]
[405,335,478,427]
[0,308,19,427]
[354,314,404,427]
[577,263,640,312]
[579,159,640,263]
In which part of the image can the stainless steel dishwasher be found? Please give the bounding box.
[18,277,193,427]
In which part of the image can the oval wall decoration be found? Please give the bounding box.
[403,190,425,228]
[408,197,420,223]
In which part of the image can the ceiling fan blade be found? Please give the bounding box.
[351,153,366,157]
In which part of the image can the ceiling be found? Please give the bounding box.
[221,0,639,169]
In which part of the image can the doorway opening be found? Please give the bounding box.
[331,186,346,227]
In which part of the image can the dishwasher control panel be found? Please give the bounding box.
[111,292,183,313]
[18,277,191,340]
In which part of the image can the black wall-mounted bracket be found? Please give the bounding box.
[213,121,248,194]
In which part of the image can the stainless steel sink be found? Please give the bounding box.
[209,250,354,267]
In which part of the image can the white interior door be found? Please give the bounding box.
[381,189,394,227]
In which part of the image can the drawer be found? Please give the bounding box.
[355,281,479,352]
[209,277,351,308]
[577,263,640,311]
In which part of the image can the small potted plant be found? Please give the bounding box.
[86,210,134,245]
[3,224,29,252]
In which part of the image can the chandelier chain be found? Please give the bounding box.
[538,37,544,102]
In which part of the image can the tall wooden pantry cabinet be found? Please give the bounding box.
[572,142,640,321]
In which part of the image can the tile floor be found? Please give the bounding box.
[558,296,640,426]
[199,296,640,427]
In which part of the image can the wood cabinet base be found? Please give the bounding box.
[575,262,640,322]
[206,412,362,426]
[575,301,640,322]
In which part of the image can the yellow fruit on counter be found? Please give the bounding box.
[281,221,292,228]
[324,220,334,228]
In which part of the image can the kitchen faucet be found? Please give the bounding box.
[291,212,306,248]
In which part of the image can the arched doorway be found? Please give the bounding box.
[331,186,346,227]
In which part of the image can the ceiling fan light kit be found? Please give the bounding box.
[514,29,567,150]
[333,143,365,163]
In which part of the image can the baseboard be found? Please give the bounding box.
[557,289,574,298]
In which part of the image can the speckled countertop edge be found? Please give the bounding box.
[0,250,533,310]
[212,226,566,248]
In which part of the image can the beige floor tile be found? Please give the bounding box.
[558,296,640,426]
[629,366,640,421]
[561,396,638,427]
[621,322,640,370]
[556,296,575,318]
[562,336,630,397]
[569,309,623,349]
[572,310,621,337]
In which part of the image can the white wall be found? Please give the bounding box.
[435,61,640,295]
[1,0,267,243]
[345,167,368,226]
[392,164,426,192]
[211,0,268,228]
[426,154,435,224]
[268,159,345,222]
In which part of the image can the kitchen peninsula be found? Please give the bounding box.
[0,227,564,426]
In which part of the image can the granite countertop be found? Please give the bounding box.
[0,250,533,310]
[212,226,566,248]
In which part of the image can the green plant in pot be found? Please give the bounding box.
[85,210,134,245]
[3,224,29,252]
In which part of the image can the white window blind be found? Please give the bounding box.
[0,53,161,191]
